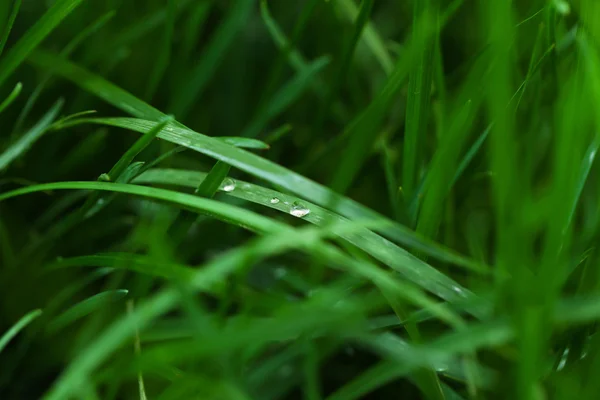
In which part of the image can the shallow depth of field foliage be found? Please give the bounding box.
[2,0,600,399]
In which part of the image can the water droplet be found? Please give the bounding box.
[435,363,448,372]
[98,173,111,182]
[290,201,310,218]
[221,178,236,192]
[97,198,105,205]
[270,197,280,204]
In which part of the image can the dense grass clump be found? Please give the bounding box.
[1,0,600,399]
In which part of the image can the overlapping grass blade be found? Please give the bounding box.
[134,168,487,312]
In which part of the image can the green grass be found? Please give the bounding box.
[0,0,599,399]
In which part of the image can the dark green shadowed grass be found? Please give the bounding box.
[1,1,600,399]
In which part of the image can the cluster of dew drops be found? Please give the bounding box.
[220,178,310,218]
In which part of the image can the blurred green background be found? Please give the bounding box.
[1,0,600,399]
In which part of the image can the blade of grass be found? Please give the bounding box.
[24,52,483,272]
[47,290,129,333]
[402,0,438,204]
[0,98,63,172]
[0,81,21,114]
[169,0,253,119]
[0,309,42,354]
[0,0,86,87]
[135,168,489,313]
[0,0,20,58]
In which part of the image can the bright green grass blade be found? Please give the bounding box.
[380,141,402,221]
[23,52,482,271]
[169,0,253,119]
[47,290,129,333]
[330,13,431,194]
[402,0,438,203]
[135,168,488,311]
[61,116,481,272]
[0,309,42,354]
[0,0,20,58]
[41,219,425,400]
[0,81,21,114]
[103,117,172,182]
[48,253,197,283]
[0,181,287,234]
[0,0,86,87]
[334,0,393,75]
[0,98,63,172]
[14,11,114,134]
[416,100,474,240]
[195,161,231,198]
[242,55,330,138]
[316,0,373,132]
[145,0,175,101]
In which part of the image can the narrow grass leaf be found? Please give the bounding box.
[0,98,63,172]
[0,0,20,58]
[0,81,21,114]
[47,290,129,333]
[0,309,42,354]
[135,168,488,313]
[104,117,172,182]
[402,1,438,202]
[22,53,482,272]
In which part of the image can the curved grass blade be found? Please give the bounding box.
[0,98,63,172]
[135,168,489,313]
[0,81,21,114]
[47,290,129,333]
[41,216,454,400]
[0,309,42,354]
[169,0,253,119]
[24,52,481,271]
[104,117,172,182]
[47,253,197,283]
[62,116,483,274]
[0,0,86,87]
[0,0,21,58]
